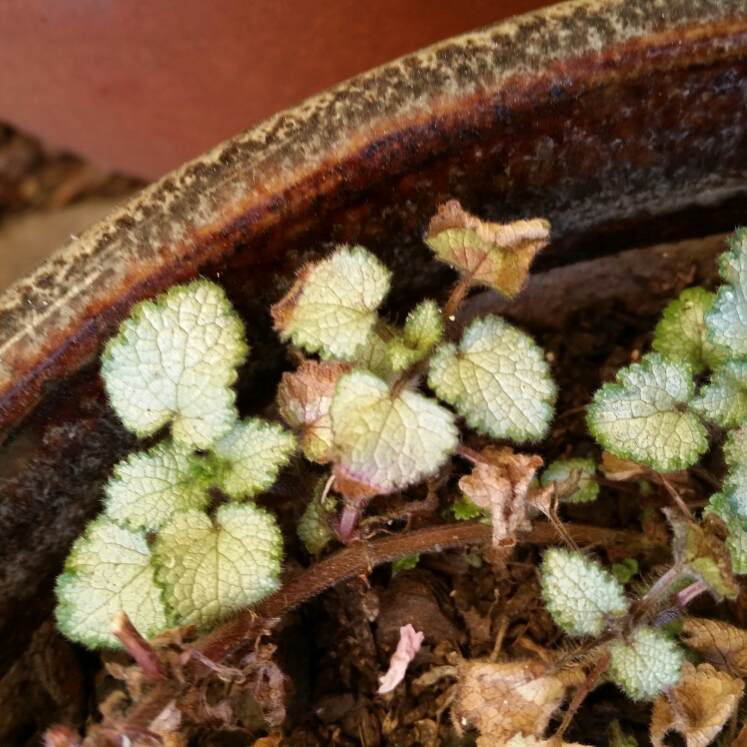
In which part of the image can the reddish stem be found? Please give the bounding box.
[337,502,361,543]
[676,579,710,608]
[121,520,650,733]
[110,610,166,681]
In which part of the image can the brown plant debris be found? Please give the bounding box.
[452,659,566,743]
[680,617,747,676]
[650,662,743,747]
[459,448,543,547]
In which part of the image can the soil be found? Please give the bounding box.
[0,124,742,747]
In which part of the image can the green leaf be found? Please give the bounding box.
[705,494,747,574]
[428,315,555,442]
[611,559,639,585]
[540,458,599,504]
[103,439,210,532]
[55,516,167,649]
[210,419,298,500]
[652,287,729,374]
[424,200,550,297]
[723,428,747,500]
[297,478,336,555]
[271,245,391,360]
[330,370,458,498]
[587,353,707,473]
[607,627,684,700]
[386,300,444,375]
[392,554,420,573]
[356,327,393,379]
[691,359,747,427]
[153,504,282,628]
[540,548,628,637]
[705,228,747,357]
[101,280,247,449]
[277,360,352,463]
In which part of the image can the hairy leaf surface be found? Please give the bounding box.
[271,245,391,360]
[587,354,706,472]
[101,280,247,448]
[56,516,166,648]
[154,504,282,627]
[428,315,555,442]
[330,370,458,498]
[104,439,209,532]
[541,549,628,636]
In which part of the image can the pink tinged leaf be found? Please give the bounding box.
[377,624,425,694]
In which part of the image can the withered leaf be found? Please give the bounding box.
[666,510,738,600]
[680,617,747,675]
[650,662,743,747]
[600,452,648,482]
[453,659,565,743]
[277,359,352,463]
[425,200,550,298]
[459,448,543,547]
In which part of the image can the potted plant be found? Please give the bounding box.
[2,0,747,744]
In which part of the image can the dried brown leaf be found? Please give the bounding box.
[666,509,738,600]
[269,265,314,332]
[650,662,743,747]
[680,617,747,675]
[277,359,352,463]
[600,452,648,481]
[459,448,543,547]
[453,659,566,743]
[425,200,550,298]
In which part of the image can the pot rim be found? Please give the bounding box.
[0,0,744,433]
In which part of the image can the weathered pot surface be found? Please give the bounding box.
[1,0,746,679]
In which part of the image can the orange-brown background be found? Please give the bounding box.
[0,1,551,179]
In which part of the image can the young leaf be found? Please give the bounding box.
[459,449,543,547]
[386,300,443,374]
[705,228,747,356]
[704,494,747,574]
[540,549,628,636]
[270,245,391,360]
[540,458,599,504]
[650,662,743,747]
[428,315,556,442]
[153,504,282,628]
[453,659,565,743]
[297,478,336,555]
[56,516,167,649]
[101,281,247,449]
[607,627,684,700]
[277,360,352,463]
[451,495,489,521]
[679,617,747,676]
[210,419,298,500]
[587,353,707,473]
[391,554,420,573]
[690,359,747,428]
[330,370,458,499]
[424,200,550,298]
[103,439,210,532]
[652,287,728,374]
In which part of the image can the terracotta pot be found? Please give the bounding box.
[0,0,746,688]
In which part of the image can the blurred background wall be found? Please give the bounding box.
[0,0,551,180]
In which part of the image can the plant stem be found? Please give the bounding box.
[554,650,612,741]
[110,611,166,682]
[676,579,709,608]
[120,520,650,733]
[442,275,473,323]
